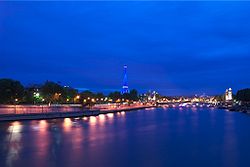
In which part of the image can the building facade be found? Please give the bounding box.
[225,88,233,101]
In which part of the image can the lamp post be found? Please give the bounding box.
[14,98,18,114]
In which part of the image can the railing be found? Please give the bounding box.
[0,105,83,115]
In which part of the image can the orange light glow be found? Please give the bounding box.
[107,113,114,118]
[63,118,72,132]
[11,121,22,133]
[39,120,47,129]
[99,114,105,119]
[89,116,97,124]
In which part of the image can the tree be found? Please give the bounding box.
[80,90,96,107]
[109,91,122,101]
[95,92,105,99]
[63,86,78,103]
[107,89,139,102]
[23,84,43,104]
[80,90,95,99]
[128,89,139,101]
[236,88,250,102]
[41,81,64,103]
[121,89,139,101]
[0,79,24,104]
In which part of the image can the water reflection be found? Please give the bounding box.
[223,113,237,167]
[98,114,106,126]
[191,107,198,112]
[0,108,250,167]
[6,121,23,167]
[39,120,48,132]
[7,121,22,133]
[89,116,97,125]
[107,113,114,118]
[63,118,72,132]
[32,120,50,166]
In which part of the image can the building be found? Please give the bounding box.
[225,88,233,101]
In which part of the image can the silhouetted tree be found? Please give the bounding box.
[108,89,139,102]
[128,89,139,101]
[0,79,24,104]
[109,91,122,101]
[23,84,42,104]
[95,92,105,99]
[80,90,95,99]
[63,86,78,103]
[236,88,250,102]
[41,81,64,103]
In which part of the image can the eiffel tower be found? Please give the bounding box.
[121,65,129,94]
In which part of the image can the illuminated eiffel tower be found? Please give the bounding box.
[121,65,129,94]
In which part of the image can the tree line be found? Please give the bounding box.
[1,78,249,105]
[236,88,250,102]
[0,78,139,105]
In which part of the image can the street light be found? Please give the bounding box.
[14,99,18,114]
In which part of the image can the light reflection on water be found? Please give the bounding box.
[0,108,250,167]
[6,121,22,167]
[98,114,106,126]
[107,113,114,118]
[89,116,97,125]
[63,118,72,132]
[223,113,237,167]
[121,111,125,115]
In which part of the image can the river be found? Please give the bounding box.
[0,107,249,167]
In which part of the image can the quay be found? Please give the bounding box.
[0,104,155,121]
[1,101,241,122]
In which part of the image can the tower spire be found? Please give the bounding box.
[121,65,129,94]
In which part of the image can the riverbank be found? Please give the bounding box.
[228,105,250,114]
[0,105,155,121]
[216,103,250,114]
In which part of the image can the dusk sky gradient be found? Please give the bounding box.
[1,1,250,95]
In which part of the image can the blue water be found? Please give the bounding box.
[0,107,250,167]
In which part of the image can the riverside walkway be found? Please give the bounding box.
[0,104,154,121]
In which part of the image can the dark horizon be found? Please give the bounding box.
[1,1,250,96]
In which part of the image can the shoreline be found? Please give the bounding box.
[228,106,250,114]
[1,104,249,122]
[0,105,155,122]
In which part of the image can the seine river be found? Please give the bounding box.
[0,107,250,167]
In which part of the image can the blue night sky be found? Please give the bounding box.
[1,1,250,95]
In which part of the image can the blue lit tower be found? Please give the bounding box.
[121,65,129,94]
